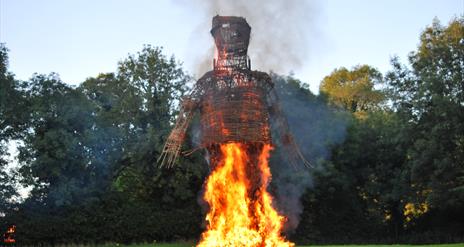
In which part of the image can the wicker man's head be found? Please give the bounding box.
[211,15,251,59]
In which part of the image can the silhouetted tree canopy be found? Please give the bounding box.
[0,17,463,245]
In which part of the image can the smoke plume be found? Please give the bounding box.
[270,74,349,232]
[178,0,322,75]
[177,0,342,233]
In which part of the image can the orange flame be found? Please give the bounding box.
[198,143,294,247]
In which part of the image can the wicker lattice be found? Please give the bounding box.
[158,15,310,168]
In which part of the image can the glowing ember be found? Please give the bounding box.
[197,143,294,247]
[3,225,16,244]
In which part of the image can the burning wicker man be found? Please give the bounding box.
[159,15,309,247]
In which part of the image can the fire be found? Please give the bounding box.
[158,15,307,246]
[3,225,16,244]
[197,143,294,247]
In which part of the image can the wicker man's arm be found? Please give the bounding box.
[158,94,199,168]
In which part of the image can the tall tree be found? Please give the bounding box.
[320,65,385,117]
[99,45,202,200]
[6,46,204,244]
[386,18,464,211]
[0,44,20,213]
[117,45,189,131]
[17,73,100,206]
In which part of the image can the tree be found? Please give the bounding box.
[16,73,101,207]
[117,45,189,131]
[0,44,21,214]
[98,45,204,201]
[320,65,385,116]
[385,17,464,239]
[295,110,412,243]
[386,17,464,209]
[8,46,205,244]
[112,46,206,233]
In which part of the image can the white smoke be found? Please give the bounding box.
[176,0,323,75]
[173,0,332,233]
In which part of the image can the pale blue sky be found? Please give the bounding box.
[1,0,463,93]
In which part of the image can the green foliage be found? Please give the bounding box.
[0,44,21,213]
[16,73,100,206]
[117,45,189,130]
[296,18,464,244]
[1,17,463,245]
[320,65,385,115]
[0,45,205,244]
[313,112,411,238]
[386,17,464,211]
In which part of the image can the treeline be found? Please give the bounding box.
[0,18,463,245]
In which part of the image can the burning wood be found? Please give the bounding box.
[197,143,293,246]
[159,15,309,247]
[158,15,309,168]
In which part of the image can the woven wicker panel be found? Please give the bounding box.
[200,76,271,147]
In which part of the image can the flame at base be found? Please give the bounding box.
[198,143,294,247]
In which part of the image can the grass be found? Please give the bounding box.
[96,243,464,247]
